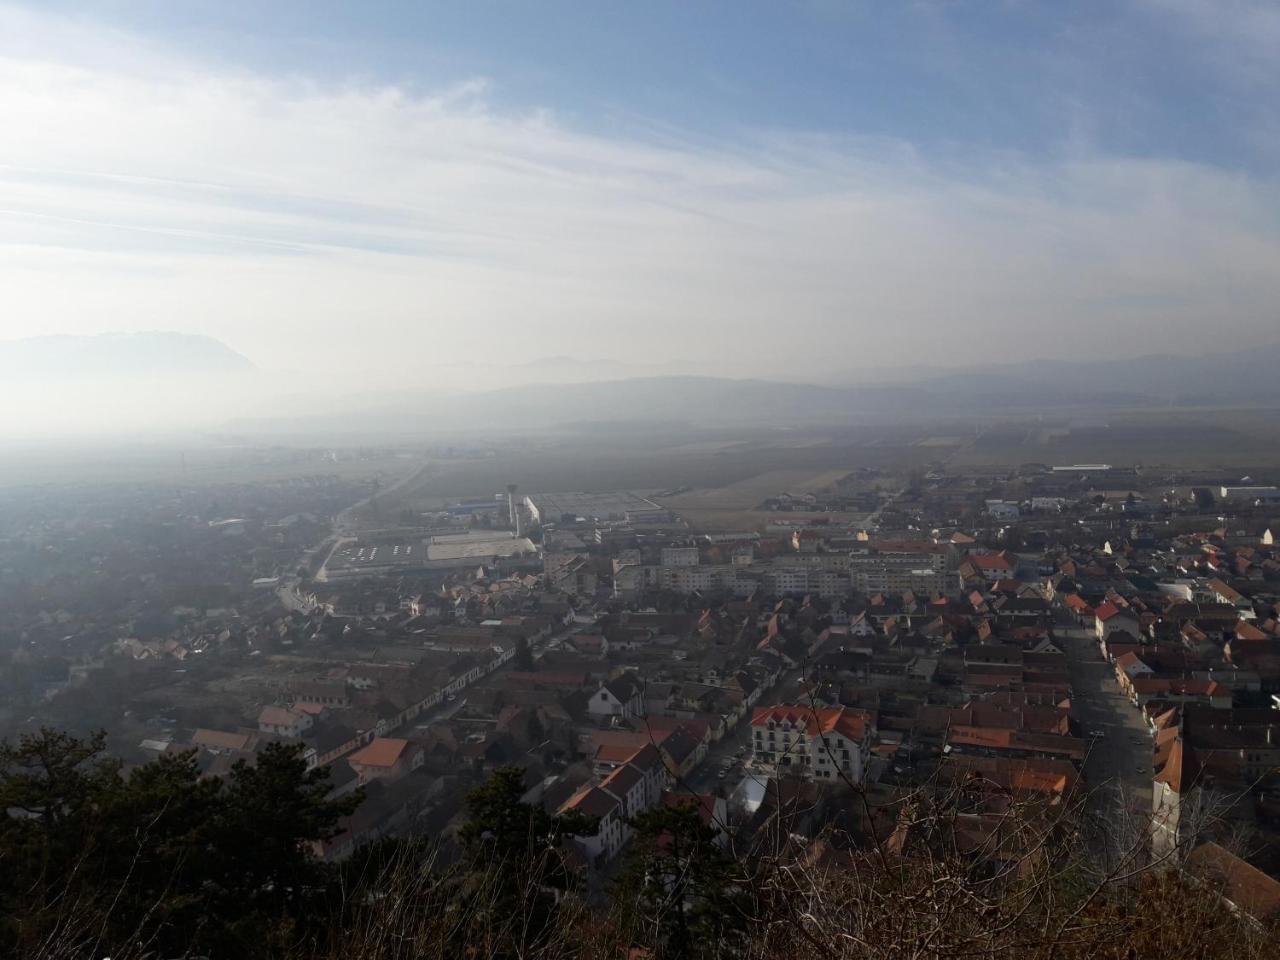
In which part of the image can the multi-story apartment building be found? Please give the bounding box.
[846,541,953,597]
[750,703,874,784]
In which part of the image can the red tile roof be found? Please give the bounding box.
[750,704,869,741]
[348,737,410,768]
[1094,601,1122,621]
[560,785,619,819]
[970,553,1013,572]
[1154,736,1201,794]
[1185,841,1280,922]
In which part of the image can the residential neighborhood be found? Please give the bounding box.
[4,454,1280,915]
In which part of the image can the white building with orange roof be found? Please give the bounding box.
[347,737,423,784]
[750,703,874,783]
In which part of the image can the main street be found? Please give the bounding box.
[1057,620,1153,820]
[683,665,809,794]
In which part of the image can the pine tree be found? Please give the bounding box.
[615,803,748,960]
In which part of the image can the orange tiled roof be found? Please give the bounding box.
[1154,737,1201,794]
[750,704,869,741]
[348,737,410,768]
[1185,841,1280,922]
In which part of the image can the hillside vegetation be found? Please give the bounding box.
[1,729,1274,960]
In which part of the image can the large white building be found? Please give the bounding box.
[750,703,874,784]
[660,546,701,567]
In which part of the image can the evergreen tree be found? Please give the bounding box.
[458,766,596,955]
[0,729,360,959]
[616,803,748,960]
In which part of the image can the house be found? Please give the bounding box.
[191,728,257,754]
[599,759,651,822]
[1113,651,1154,682]
[965,553,1015,584]
[588,672,645,722]
[257,704,314,738]
[1093,601,1139,643]
[293,679,350,708]
[1152,735,1201,858]
[545,554,598,597]
[347,737,424,784]
[750,703,873,784]
[658,724,707,779]
[1125,677,1232,710]
[1184,842,1280,924]
[1060,593,1094,623]
[559,785,626,866]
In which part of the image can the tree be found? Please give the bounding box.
[461,766,592,863]
[204,742,361,918]
[458,767,596,955]
[615,802,748,960]
[0,730,361,960]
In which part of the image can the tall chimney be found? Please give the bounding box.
[507,484,520,537]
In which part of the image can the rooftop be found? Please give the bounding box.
[349,737,411,768]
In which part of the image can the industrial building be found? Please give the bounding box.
[319,532,538,580]
[524,491,673,526]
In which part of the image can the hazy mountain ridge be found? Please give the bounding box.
[825,342,1280,399]
[6,332,1277,437]
[0,332,256,380]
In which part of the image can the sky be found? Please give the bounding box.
[2,0,1280,390]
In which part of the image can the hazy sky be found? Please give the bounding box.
[2,1,1280,381]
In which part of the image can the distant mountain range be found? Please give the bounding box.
[0,332,256,381]
[331,340,1279,432]
[8,331,1277,437]
[366,374,1138,431]
[822,343,1280,405]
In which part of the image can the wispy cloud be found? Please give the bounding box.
[1,3,1278,390]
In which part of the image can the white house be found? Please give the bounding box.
[257,705,313,738]
[588,672,645,722]
[560,743,668,866]
[1094,601,1140,642]
[750,703,873,784]
[1114,651,1154,680]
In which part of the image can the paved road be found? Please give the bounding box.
[684,666,808,794]
[1058,622,1153,816]
[334,458,431,535]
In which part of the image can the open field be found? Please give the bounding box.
[354,408,1280,532]
[656,467,878,531]
[361,427,941,531]
[950,409,1280,469]
[0,441,426,489]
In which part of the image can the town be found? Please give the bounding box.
[3,445,1279,922]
